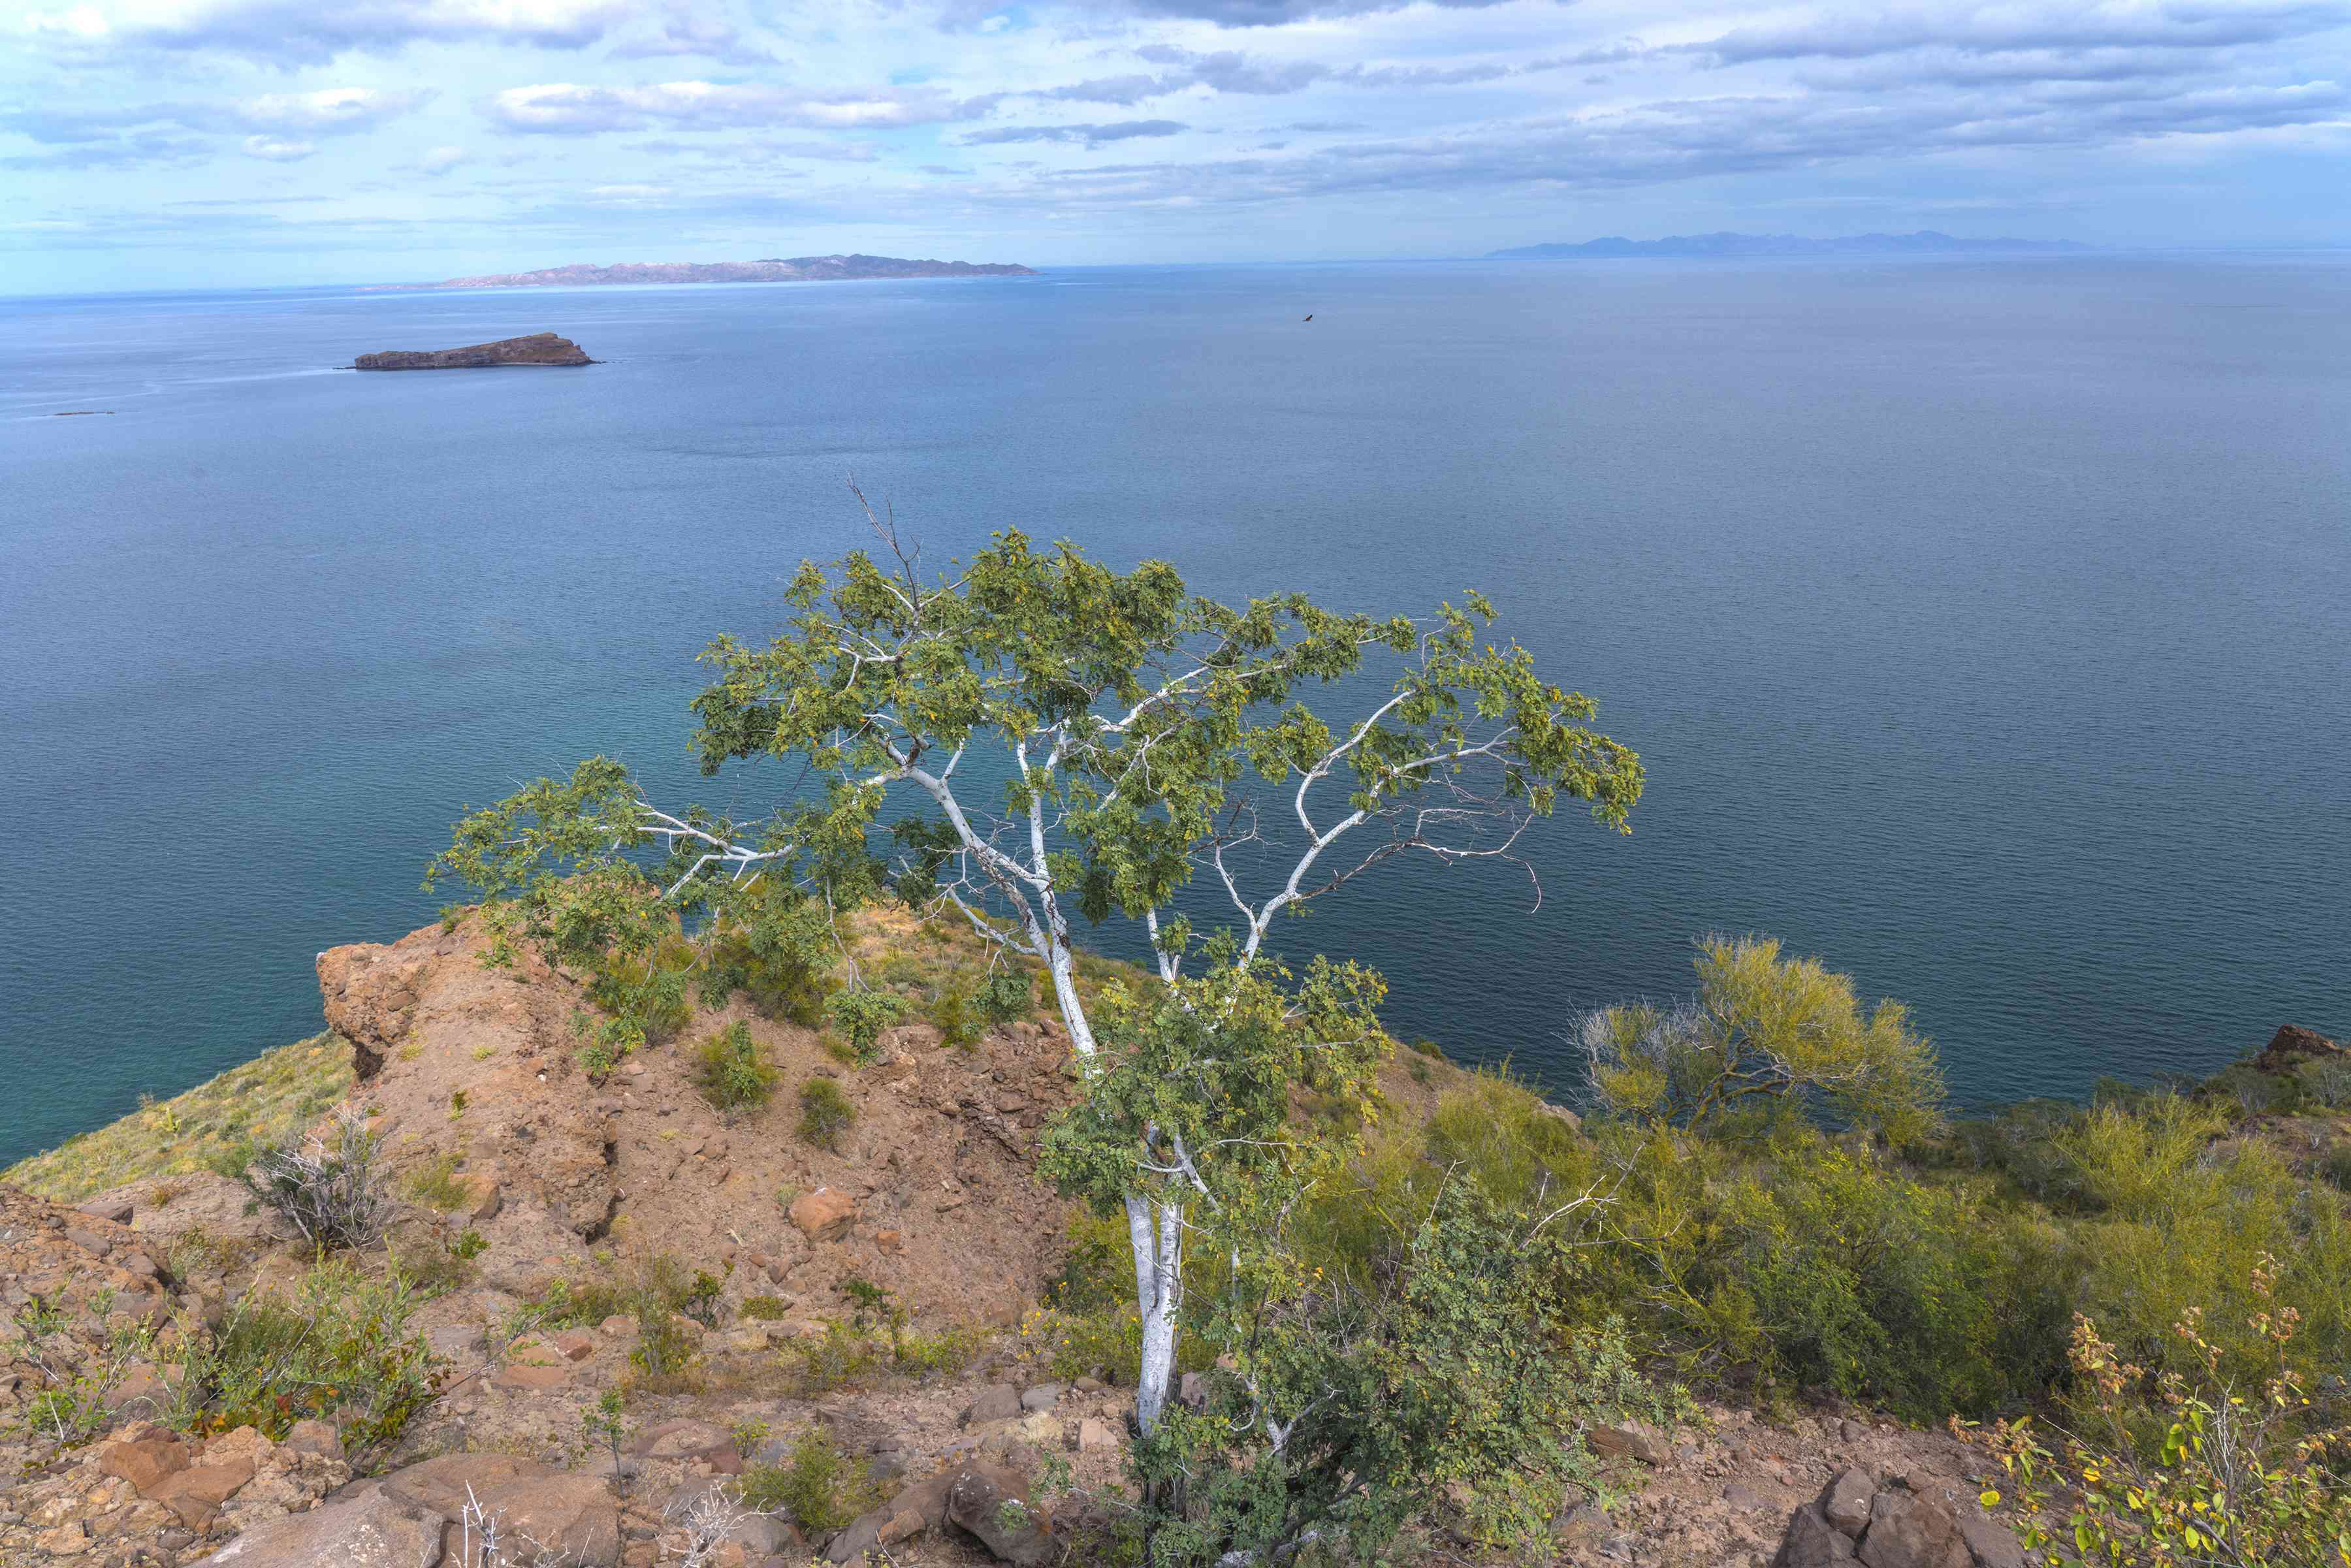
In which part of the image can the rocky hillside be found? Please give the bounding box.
[0,912,2054,1568]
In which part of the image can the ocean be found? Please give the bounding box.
[3,255,2347,1166]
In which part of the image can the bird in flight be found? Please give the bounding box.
[1303,314,1314,321]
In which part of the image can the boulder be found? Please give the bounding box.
[381,1452,619,1565]
[1856,1491,1971,1568]
[944,1462,1054,1567]
[194,1482,447,1566]
[963,1384,1021,1427]
[150,1455,257,1529]
[1955,1514,2027,1568]
[788,1187,859,1243]
[1019,1383,1063,1413]
[99,1430,191,1494]
[1586,1422,1671,1465]
[284,1418,345,1462]
[1775,1502,1859,1568]
[1076,1418,1119,1452]
[452,1171,503,1223]
[1822,1467,1875,1537]
[827,1473,953,1563]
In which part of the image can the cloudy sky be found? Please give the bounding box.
[3,0,2347,291]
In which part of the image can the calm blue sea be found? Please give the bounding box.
[4,257,2348,1166]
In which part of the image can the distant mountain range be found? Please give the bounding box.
[1486,231,2089,260]
[377,253,1036,291]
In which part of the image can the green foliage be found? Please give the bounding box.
[404,1152,471,1213]
[172,1258,441,1467]
[741,1294,791,1321]
[1040,955,1387,1223]
[786,1319,878,1395]
[930,980,982,1050]
[1023,1302,1144,1386]
[583,1391,632,1496]
[739,1429,878,1537]
[699,882,839,1025]
[2300,1057,2351,1111]
[976,965,1034,1027]
[694,1020,779,1112]
[1977,1263,2351,1568]
[824,989,907,1064]
[1134,1187,1676,1568]
[1583,935,1947,1143]
[7,1295,155,1448]
[797,1078,856,1151]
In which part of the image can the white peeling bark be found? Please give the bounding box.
[1128,1193,1184,1435]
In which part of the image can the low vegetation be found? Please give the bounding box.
[242,1105,396,1251]
[796,1078,855,1151]
[692,1019,778,1111]
[171,1256,441,1466]
[739,1428,878,1538]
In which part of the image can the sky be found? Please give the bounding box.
[3,0,2348,292]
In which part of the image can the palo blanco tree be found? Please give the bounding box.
[432,495,1642,1433]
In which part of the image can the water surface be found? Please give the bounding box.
[3,257,2346,1165]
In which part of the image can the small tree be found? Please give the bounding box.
[432,495,1642,1432]
[1580,935,1944,1143]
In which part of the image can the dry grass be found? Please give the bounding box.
[2,1031,353,1202]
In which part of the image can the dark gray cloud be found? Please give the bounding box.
[960,118,1189,146]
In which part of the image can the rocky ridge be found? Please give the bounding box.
[3,914,2060,1568]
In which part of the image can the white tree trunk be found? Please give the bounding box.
[1128,1193,1184,1435]
[1045,940,1098,1060]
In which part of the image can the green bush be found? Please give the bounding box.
[823,989,907,1065]
[797,1079,856,1151]
[173,1258,440,1465]
[694,1021,779,1112]
[1134,1186,1680,1568]
[741,1429,877,1537]
[976,966,1033,1026]
[930,982,982,1050]
[699,884,837,1027]
[741,1294,792,1321]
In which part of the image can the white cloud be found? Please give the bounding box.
[420,142,469,172]
[14,0,638,64]
[240,133,315,159]
[485,80,967,133]
[231,88,434,132]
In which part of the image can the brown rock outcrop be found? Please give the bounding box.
[2252,1024,2344,1075]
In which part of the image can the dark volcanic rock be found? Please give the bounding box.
[353,332,592,370]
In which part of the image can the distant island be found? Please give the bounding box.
[353,332,593,370]
[1486,230,2089,260]
[380,253,1036,291]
